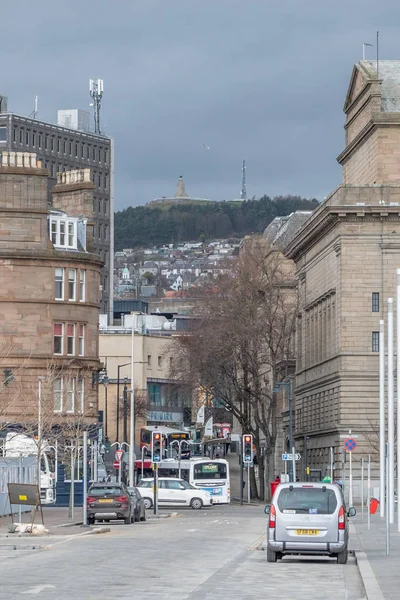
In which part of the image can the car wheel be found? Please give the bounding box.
[190,497,203,510]
[267,547,277,563]
[143,497,152,510]
[337,549,348,564]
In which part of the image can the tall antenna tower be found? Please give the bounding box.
[89,79,104,134]
[240,159,247,200]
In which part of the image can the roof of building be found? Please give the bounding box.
[263,211,313,248]
[359,60,400,111]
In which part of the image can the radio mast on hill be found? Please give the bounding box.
[240,159,247,200]
[89,79,104,134]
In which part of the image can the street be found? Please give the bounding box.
[0,505,365,600]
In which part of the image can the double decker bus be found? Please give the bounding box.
[140,426,190,457]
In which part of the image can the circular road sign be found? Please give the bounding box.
[344,437,357,452]
[113,460,121,469]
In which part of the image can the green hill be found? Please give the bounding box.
[114,195,319,250]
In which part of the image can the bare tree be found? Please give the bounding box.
[171,237,297,499]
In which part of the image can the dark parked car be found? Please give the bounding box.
[127,487,146,522]
[87,483,132,525]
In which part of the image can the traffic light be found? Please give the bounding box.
[152,431,162,463]
[243,434,253,464]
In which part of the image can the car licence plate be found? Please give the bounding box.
[99,499,113,503]
[296,529,319,535]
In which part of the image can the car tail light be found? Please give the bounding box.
[115,496,128,503]
[269,504,276,529]
[338,505,345,530]
[86,496,95,504]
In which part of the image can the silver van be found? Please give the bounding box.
[264,482,356,564]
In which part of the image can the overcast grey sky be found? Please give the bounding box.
[1,1,399,209]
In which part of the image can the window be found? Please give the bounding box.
[50,217,77,249]
[147,355,151,366]
[55,267,65,300]
[54,377,63,412]
[51,136,55,152]
[86,145,90,159]
[78,324,85,356]
[68,269,76,301]
[57,137,60,153]
[92,146,96,161]
[38,133,42,149]
[67,323,75,355]
[66,378,75,412]
[372,292,380,312]
[104,224,108,241]
[32,132,36,147]
[69,140,72,155]
[148,383,162,406]
[0,127,7,142]
[45,135,48,150]
[54,323,64,354]
[75,142,78,157]
[277,488,337,515]
[77,378,84,412]
[79,270,86,302]
[193,462,227,480]
[104,148,109,164]
[68,222,75,247]
[104,174,108,191]
[25,130,30,145]
[63,140,66,154]
[19,129,23,144]
[158,356,162,368]
[372,331,379,352]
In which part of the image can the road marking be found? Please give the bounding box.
[248,534,265,551]
[21,584,56,595]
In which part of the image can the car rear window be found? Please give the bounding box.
[89,487,123,496]
[277,488,338,515]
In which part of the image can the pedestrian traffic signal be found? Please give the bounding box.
[152,431,162,463]
[243,434,253,464]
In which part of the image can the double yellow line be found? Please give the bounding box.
[248,533,266,551]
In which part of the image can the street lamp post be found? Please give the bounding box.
[123,379,128,444]
[101,375,110,438]
[116,363,130,442]
[273,378,294,482]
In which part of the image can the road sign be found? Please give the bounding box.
[344,438,357,452]
[115,450,124,461]
[340,434,359,439]
[113,460,120,469]
[282,453,301,461]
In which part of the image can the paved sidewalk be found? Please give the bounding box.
[352,513,400,599]
[0,506,84,536]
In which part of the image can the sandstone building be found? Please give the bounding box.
[0,106,113,320]
[281,60,400,484]
[0,152,102,433]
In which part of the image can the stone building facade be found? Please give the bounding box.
[0,111,113,319]
[282,60,400,486]
[0,152,102,432]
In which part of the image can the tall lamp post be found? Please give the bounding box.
[101,375,110,438]
[273,378,294,482]
[116,363,130,442]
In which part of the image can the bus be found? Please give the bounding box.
[156,457,230,504]
[140,426,190,457]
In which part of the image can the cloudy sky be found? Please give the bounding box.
[2,1,399,209]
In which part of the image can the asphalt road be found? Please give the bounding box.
[0,505,365,600]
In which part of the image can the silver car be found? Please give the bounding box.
[264,482,356,564]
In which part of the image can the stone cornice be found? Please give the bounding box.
[52,182,95,194]
[0,166,49,177]
[338,112,400,166]
[284,203,400,261]
[304,288,336,312]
